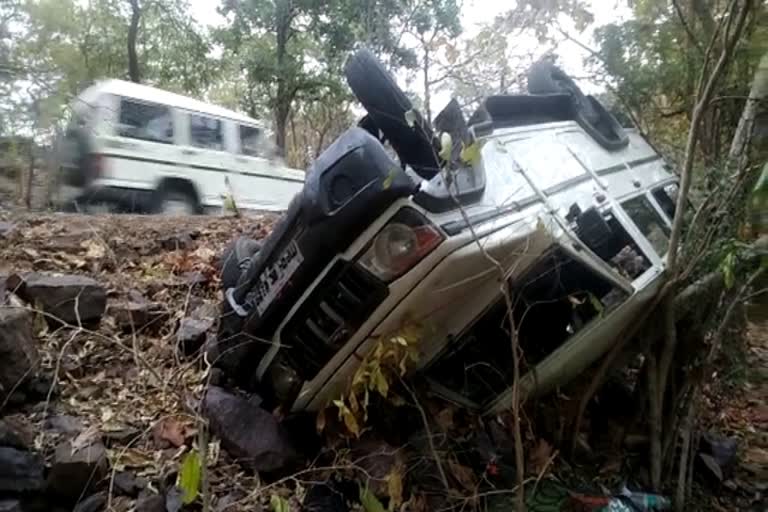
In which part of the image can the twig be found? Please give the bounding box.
[672,0,705,54]
[400,378,451,494]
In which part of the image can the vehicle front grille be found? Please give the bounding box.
[280,261,388,381]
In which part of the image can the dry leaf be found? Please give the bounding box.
[386,463,404,509]
[529,439,555,475]
[153,417,188,448]
[191,246,215,262]
[447,457,476,491]
[82,239,106,259]
[316,408,326,433]
[109,448,156,470]
[70,426,100,452]
[435,408,455,431]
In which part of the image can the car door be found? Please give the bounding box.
[231,123,305,211]
[179,111,231,208]
[105,97,178,191]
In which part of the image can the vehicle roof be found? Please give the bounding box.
[79,79,260,126]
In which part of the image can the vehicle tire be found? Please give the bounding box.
[344,49,441,179]
[219,237,262,290]
[155,189,198,216]
[527,60,599,123]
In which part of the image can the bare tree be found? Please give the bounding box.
[128,0,141,83]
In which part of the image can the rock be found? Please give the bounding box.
[0,500,22,512]
[7,273,106,325]
[0,221,16,239]
[135,493,165,512]
[47,439,109,500]
[303,480,356,512]
[110,300,167,332]
[203,386,300,472]
[165,486,183,512]
[177,317,214,356]
[72,492,106,512]
[24,374,53,401]
[214,490,246,512]
[158,232,194,251]
[0,447,45,492]
[0,420,27,450]
[113,471,142,497]
[0,307,39,403]
[45,415,85,436]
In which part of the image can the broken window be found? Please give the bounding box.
[652,183,679,222]
[573,207,652,280]
[622,195,670,257]
[426,248,629,408]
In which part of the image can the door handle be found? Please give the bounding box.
[236,157,248,163]
[182,149,198,156]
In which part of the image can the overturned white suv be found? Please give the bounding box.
[215,50,678,415]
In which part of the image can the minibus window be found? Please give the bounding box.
[118,99,173,144]
[240,125,262,157]
[190,114,223,150]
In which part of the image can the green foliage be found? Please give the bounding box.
[6,0,214,133]
[328,320,422,438]
[359,486,387,512]
[592,1,768,159]
[177,450,202,505]
[270,494,290,512]
[215,0,457,151]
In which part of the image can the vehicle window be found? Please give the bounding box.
[571,207,652,280]
[189,114,223,150]
[652,183,679,221]
[240,125,262,156]
[622,195,671,256]
[118,99,173,144]
[426,248,629,408]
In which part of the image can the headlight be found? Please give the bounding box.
[358,208,444,282]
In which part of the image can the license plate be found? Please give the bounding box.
[254,240,303,315]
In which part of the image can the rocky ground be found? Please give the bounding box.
[0,210,765,512]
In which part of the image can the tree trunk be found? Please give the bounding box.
[423,45,431,123]
[728,50,768,162]
[274,105,289,156]
[273,0,292,152]
[127,0,141,83]
[25,144,34,209]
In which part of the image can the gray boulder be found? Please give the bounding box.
[0,421,27,450]
[203,386,299,472]
[0,308,39,401]
[110,300,167,333]
[7,273,107,325]
[177,318,214,356]
[0,447,45,493]
[47,439,109,500]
